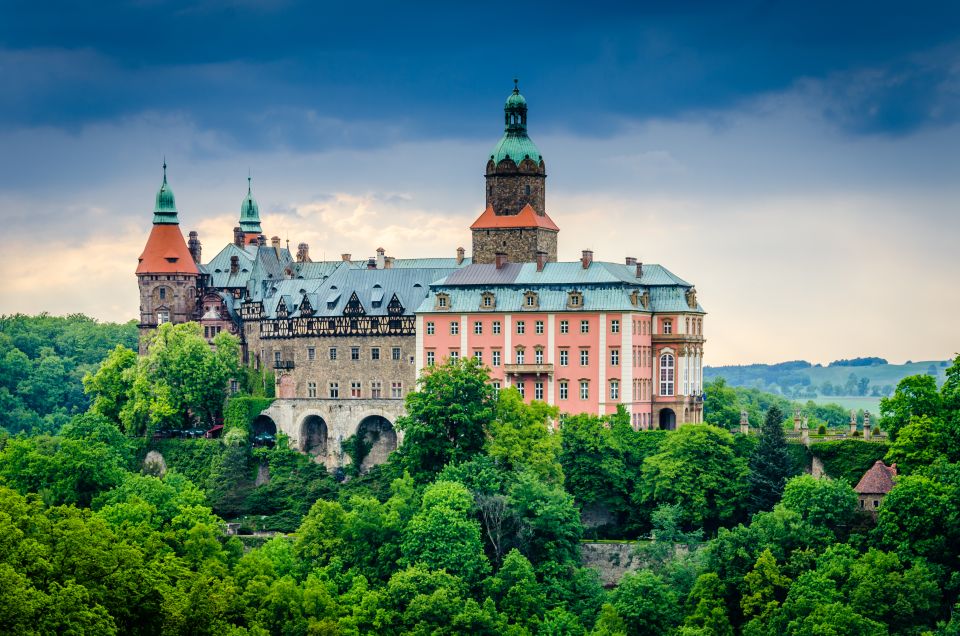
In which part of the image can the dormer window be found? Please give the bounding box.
[480,292,496,310]
[524,291,539,309]
[435,293,450,311]
[567,291,583,309]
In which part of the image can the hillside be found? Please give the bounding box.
[705,357,951,412]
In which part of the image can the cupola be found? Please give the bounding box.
[152,161,179,224]
[490,79,543,167]
[239,176,263,237]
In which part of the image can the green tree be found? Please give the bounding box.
[747,405,792,514]
[639,425,749,530]
[874,474,958,566]
[704,378,743,429]
[394,358,497,479]
[682,573,734,636]
[779,475,857,538]
[611,570,680,635]
[82,345,137,424]
[485,549,546,630]
[121,323,240,435]
[559,413,626,511]
[845,549,940,636]
[488,387,563,484]
[400,480,491,585]
[880,374,941,440]
[741,549,791,622]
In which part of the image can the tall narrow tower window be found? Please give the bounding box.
[525,185,531,195]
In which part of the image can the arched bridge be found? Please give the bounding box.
[255,399,406,471]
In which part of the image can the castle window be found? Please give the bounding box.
[535,381,543,400]
[159,287,167,300]
[493,381,501,390]
[660,353,675,396]
[274,351,282,365]
[426,351,435,366]
[524,291,538,308]
[474,321,483,335]
[611,319,620,334]
[580,349,589,366]
[308,382,317,398]
[351,382,362,398]
[450,350,459,361]
[329,382,339,399]
[517,381,525,398]
[329,347,337,361]
[535,320,544,334]
[450,322,460,336]
[435,293,450,310]
[307,347,316,361]
[371,381,382,398]
[371,347,380,360]
[157,310,169,325]
[516,348,525,364]
[559,381,569,400]
[474,350,483,362]
[580,320,590,334]
[580,381,589,400]
[230,380,238,394]
[560,320,569,334]
[426,321,435,335]
[535,348,544,364]
[351,347,360,360]
[516,321,525,335]
[610,349,620,366]
[392,347,401,360]
[560,349,569,366]
[525,185,531,195]
[567,291,583,308]
[662,319,673,334]
[481,293,495,309]
[492,350,501,366]
[610,380,620,400]
[493,321,501,334]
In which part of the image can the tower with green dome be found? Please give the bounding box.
[238,175,263,244]
[485,79,547,217]
[472,80,558,264]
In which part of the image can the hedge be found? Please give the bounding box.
[808,439,890,484]
[134,438,226,487]
[224,396,275,434]
[785,442,813,476]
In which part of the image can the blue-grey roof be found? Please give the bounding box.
[258,266,459,319]
[419,260,703,314]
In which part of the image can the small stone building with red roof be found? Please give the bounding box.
[854,460,898,513]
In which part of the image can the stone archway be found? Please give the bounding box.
[252,414,277,446]
[300,415,328,457]
[356,415,398,471]
[658,408,676,431]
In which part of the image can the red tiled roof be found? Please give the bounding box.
[470,203,560,231]
[137,224,200,275]
[854,460,897,495]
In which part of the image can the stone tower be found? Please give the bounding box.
[238,176,263,245]
[471,80,559,264]
[135,162,200,353]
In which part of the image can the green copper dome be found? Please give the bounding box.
[239,176,262,234]
[490,80,542,166]
[152,161,179,224]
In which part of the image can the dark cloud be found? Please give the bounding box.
[1,1,959,148]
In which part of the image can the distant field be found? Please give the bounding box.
[801,360,949,387]
[808,395,881,413]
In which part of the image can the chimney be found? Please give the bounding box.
[188,231,202,264]
[495,252,508,270]
[376,247,385,269]
[366,257,377,270]
[271,236,281,249]
[296,243,310,263]
[536,250,547,272]
[456,246,465,265]
[257,234,267,247]
[636,261,643,279]
[230,255,239,274]
[581,249,593,269]
[341,253,352,262]
[625,256,636,266]
[385,256,395,269]
[233,226,243,247]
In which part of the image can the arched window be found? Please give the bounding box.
[659,353,675,396]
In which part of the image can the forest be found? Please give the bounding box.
[0,316,959,635]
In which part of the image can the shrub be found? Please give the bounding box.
[818,424,827,435]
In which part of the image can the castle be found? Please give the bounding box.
[137,82,706,468]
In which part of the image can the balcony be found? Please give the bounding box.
[651,333,705,344]
[273,360,295,370]
[504,363,554,376]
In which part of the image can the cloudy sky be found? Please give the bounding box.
[1,1,958,365]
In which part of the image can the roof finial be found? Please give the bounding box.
[247,169,252,195]
[513,77,519,94]
[162,156,168,184]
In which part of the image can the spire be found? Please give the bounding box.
[490,79,541,166]
[239,173,262,235]
[152,160,179,224]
